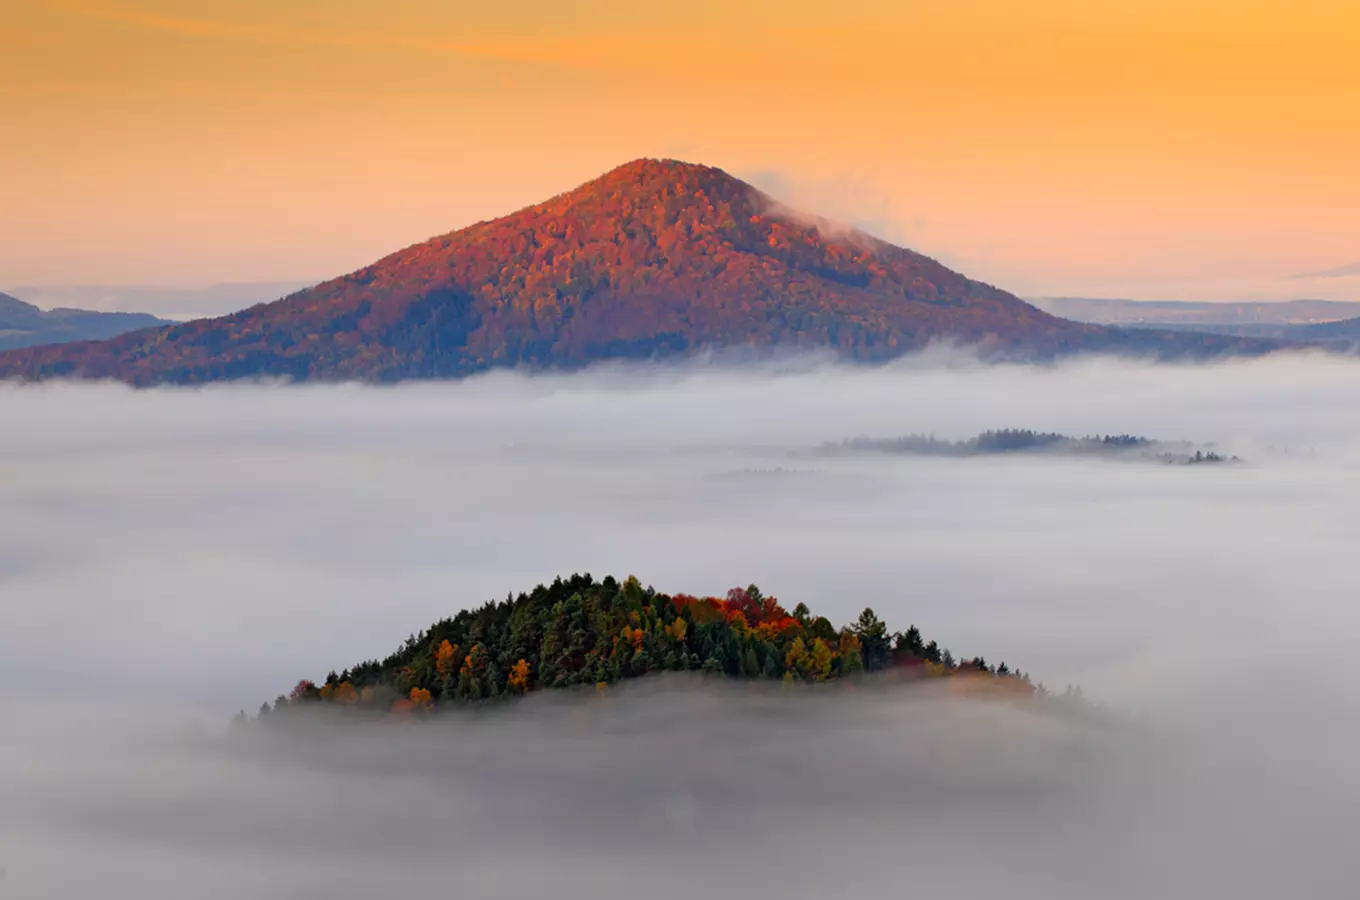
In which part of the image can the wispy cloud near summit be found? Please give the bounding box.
[1293,261,1360,279]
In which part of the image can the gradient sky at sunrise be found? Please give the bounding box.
[4,0,1357,300]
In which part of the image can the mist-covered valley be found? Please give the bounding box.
[2,350,1359,897]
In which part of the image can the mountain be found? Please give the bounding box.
[0,292,167,352]
[253,574,1039,721]
[5,282,317,321]
[1084,315,1360,348]
[0,160,1280,384]
[1190,315,1360,347]
[1284,316,1360,342]
[1029,296,1360,327]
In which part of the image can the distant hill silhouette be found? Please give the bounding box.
[0,292,166,352]
[1101,315,1360,349]
[5,282,315,320]
[1030,296,1360,327]
[1285,316,1360,342]
[0,160,1282,384]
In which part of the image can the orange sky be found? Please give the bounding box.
[4,0,1357,300]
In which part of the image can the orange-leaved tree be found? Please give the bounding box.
[508,659,531,693]
[435,639,460,676]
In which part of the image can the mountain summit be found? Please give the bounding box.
[0,159,1273,383]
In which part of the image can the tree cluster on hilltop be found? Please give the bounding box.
[251,574,1042,721]
[834,428,1239,464]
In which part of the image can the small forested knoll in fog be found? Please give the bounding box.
[252,575,1046,722]
[825,428,1238,464]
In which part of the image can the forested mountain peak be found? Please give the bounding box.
[0,161,1280,384]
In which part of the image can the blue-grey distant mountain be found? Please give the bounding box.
[0,292,167,352]
[0,160,1288,385]
[1125,316,1360,347]
[1029,297,1360,327]
[5,282,316,321]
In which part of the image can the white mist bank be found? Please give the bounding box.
[0,679,1354,899]
[0,351,1358,896]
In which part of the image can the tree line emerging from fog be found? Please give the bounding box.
[829,428,1238,464]
[248,574,1055,722]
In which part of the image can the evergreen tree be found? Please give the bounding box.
[897,625,924,657]
[809,616,837,642]
[854,608,891,671]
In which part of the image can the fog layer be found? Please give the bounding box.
[1,352,1358,897]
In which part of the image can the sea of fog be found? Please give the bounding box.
[2,350,1358,897]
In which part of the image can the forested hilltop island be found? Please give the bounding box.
[825,428,1239,464]
[251,575,1047,722]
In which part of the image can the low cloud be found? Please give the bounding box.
[740,168,927,255]
[4,678,1353,898]
[1,351,1358,896]
[1293,261,1360,279]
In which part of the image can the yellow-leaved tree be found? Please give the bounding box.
[809,638,833,681]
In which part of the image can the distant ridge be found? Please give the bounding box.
[1142,315,1360,346]
[0,159,1283,384]
[1030,296,1360,327]
[0,292,167,352]
[4,282,316,321]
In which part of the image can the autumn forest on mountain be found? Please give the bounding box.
[0,160,1273,385]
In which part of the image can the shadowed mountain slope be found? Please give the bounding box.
[0,160,1280,384]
